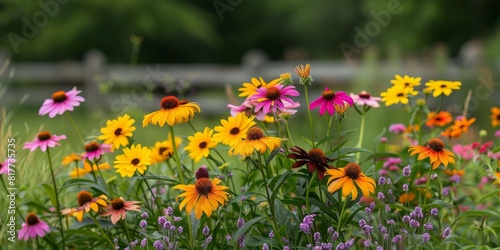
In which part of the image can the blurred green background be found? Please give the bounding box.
[1,0,500,63]
[1,0,500,146]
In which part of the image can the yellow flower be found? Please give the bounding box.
[408,138,455,169]
[390,74,421,90]
[99,114,136,150]
[491,107,500,127]
[280,72,292,85]
[150,135,183,163]
[212,113,256,146]
[228,127,281,157]
[70,161,110,178]
[184,127,218,162]
[380,85,416,106]
[61,191,108,222]
[114,144,152,177]
[173,167,229,219]
[294,64,312,85]
[424,80,461,97]
[325,163,376,200]
[61,153,82,166]
[238,77,280,97]
[295,64,311,78]
[143,96,200,127]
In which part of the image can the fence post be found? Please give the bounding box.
[83,50,107,111]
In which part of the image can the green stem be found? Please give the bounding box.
[336,193,347,233]
[121,220,132,243]
[94,160,112,197]
[337,119,341,168]
[284,120,294,148]
[355,108,366,161]
[46,148,65,249]
[66,112,85,145]
[326,115,334,150]
[303,84,315,147]
[422,166,433,205]
[169,125,185,184]
[91,215,114,247]
[305,173,317,214]
[141,173,161,215]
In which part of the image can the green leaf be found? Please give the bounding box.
[130,175,180,185]
[316,129,357,147]
[42,184,57,209]
[60,178,109,195]
[477,190,500,204]
[308,198,337,221]
[232,216,266,240]
[360,152,400,164]
[328,148,372,159]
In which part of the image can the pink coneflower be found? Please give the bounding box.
[249,84,299,114]
[39,87,85,118]
[452,144,475,161]
[102,197,141,224]
[388,124,406,134]
[23,131,66,152]
[350,91,381,108]
[82,141,111,161]
[0,160,9,175]
[310,87,354,116]
[18,212,50,241]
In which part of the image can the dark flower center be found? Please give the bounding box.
[440,84,447,89]
[84,142,100,152]
[308,148,326,164]
[37,131,52,141]
[246,127,264,140]
[52,91,67,103]
[160,96,180,110]
[344,163,361,180]
[230,127,240,135]
[265,87,281,100]
[131,158,140,165]
[195,178,213,197]
[114,128,123,136]
[195,167,209,179]
[397,93,405,97]
[434,117,442,121]
[26,212,40,226]
[159,147,168,155]
[404,83,410,87]
[111,198,125,210]
[358,92,371,99]
[497,114,500,120]
[77,191,93,207]
[427,138,444,152]
[199,142,207,149]
[322,90,336,100]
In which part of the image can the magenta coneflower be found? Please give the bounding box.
[23,131,66,152]
[0,160,9,175]
[249,84,300,114]
[102,197,141,224]
[82,141,111,161]
[39,87,85,118]
[350,91,381,108]
[18,212,50,241]
[310,87,354,116]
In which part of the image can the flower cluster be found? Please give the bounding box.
[4,67,499,250]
